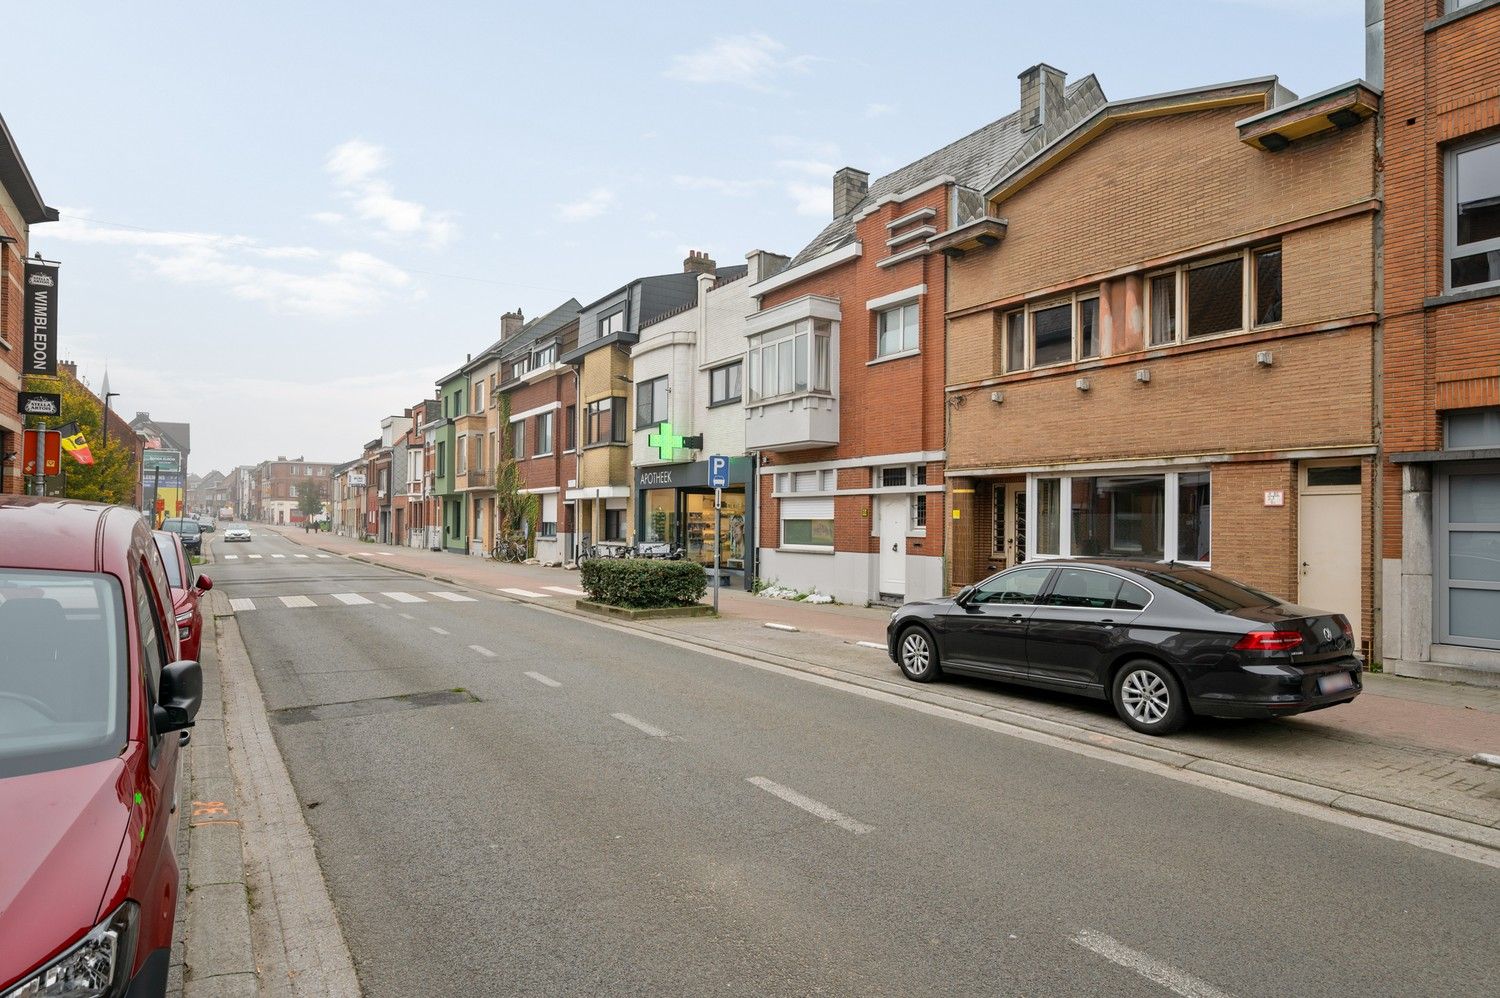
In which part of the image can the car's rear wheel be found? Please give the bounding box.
[1111,659,1188,735]
[897,625,941,683]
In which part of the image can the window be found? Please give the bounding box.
[598,310,626,338]
[604,507,626,541]
[1004,311,1025,373]
[1437,465,1500,648]
[777,469,835,493]
[536,411,554,455]
[881,467,908,488]
[534,344,556,368]
[456,436,467,474]
[748,320,832,401]
[1306,464,1361,487]
[565,405,577,451]
[436,441,446,476]
[780,496,834,548]
[1447,408,1500,449]
[1031,302,1072,366]
[710,361,742,405]
[1447,0,1487,11]
[511,357,530,380]
[1032,471,1211,563]
[876,302,919,357]
[636,376,668,428]
[1448,136,1500,292]
[586,397,626,445]
[971,566,1052,605]
[473,385,484,414]
[512,419,527,460]
[1149,246,1281,343]
[1078,297,1100,359]
[1000,291,1100,371]
[134,569,167,746]
[540,494,558,538]
[1043,568,1125,609]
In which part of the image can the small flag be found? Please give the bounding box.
[57,421,95,465]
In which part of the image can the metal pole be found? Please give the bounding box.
[34,420,45,497]
[153,465,161,526]
[713,487,722,614]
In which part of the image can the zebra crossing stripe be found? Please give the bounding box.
[223,555,239,560]
[543,586,586,596]
[294,554,309,559]
[316,554,332,558]
[271,554,286,559]
[279,595,315,608]
[330,593,372,605]
[248,554,263,559]
[383,592,426,603]
[229,598,255,611]
[499,587,546,599]
[427,591,476,602]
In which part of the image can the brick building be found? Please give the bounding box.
[941,73,1381,650]
[251,456,335,525]
[0,113,57,495]
[496,299,581,564]
[1381,0,1500,685]
[746,66,1105,605]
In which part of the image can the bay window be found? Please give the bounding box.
[1029,470,1211,563]
[1448,136,1500,292]
[586,397,626,445]
[1148,245,1282,343]
[748,319,833,401]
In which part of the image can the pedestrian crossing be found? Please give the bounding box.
[228,590,478,611]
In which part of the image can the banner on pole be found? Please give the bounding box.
[23,260,60,376]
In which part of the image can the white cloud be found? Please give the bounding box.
[784,181,828,218]
[310,210,345,225]
[671,175,773,198]
[324,139,456,247]
[556,187,616,222]
[50,210,414,319]
[865,102,896,119]
[664,33,814,91]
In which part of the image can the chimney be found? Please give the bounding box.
[1365,0,1384,88]
[833,167,869,218]
[746,249,791,283]
[59,360,77,379]
[1019,63,1068,132]
[500,308,525,340]
[683,249,717,276]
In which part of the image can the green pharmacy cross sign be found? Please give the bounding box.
[648,422,703,461]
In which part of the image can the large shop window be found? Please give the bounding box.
[1031,471,1211,563]
[780,496,835,549]
[748,319,832,401]
[1148,246,1281,344]
[1448,136,1500,293]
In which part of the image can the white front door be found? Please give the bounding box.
[1298,462,1363,648]
[878,494,908,598]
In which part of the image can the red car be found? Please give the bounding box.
[151,530,212,662]
[0,497,202,997]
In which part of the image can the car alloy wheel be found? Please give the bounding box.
[1120,668,1170,725]
[899,627,939,682]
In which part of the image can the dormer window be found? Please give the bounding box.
[533,344,556,368]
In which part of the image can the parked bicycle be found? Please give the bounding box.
[491,535,529,563]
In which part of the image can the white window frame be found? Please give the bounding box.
[779,495,836,551]
[535,411,554,457]
[1025,468,1212,567]
[533,343,557,368]
[1446,134,1500,295]
[599,310,626,338]
[874,301,919,359]
[511,418,527,461]
[747,319,834,403]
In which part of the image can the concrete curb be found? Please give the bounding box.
[276,531,1500,857]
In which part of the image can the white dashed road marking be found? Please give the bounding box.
[329,593,372,605]
[223,555,239,560]
[469,645,496,657]
[499,587,547,599]
[857,641,886,650]
[611,713,671,738]
[543,586,586,596]
[229,598,256,612]
[764,622,799,632]
[746,777,873,835]
[428,591,476,602]
[279,595,315,608]
[1069,930,1234,998]
[294,554,309,559]
[248,554,263,560]
[316,554,332,559]
[271,554,286,559]
[525,672,561,688]
[383,592,426,603]
[429,626,450,635]
[376,552,397,556]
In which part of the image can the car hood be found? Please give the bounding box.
[898,597,955,612]
[0,758,131,986]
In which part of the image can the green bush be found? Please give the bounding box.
[580,559,707,609]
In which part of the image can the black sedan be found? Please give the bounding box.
[888,560,1361,736]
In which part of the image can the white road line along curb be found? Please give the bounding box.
[856,640,886,650]
[746,777,873,835]
[544,586,586,596]
[525,671,562,688]
[1470,752,1500,769]
[1070,929,1234,998]
[611,712,671,738]
[764,622,799,632]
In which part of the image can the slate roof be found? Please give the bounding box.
[786,76,1104,268]
[496,298,583,363]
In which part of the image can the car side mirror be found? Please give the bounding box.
[954,584,976,606]
[153,660,202,733]
[195,575,213,592]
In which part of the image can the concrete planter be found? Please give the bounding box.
[574,599,715,621]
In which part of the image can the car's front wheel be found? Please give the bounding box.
[897,625,941,683]
[1111,659,1188,735]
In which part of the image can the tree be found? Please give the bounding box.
[493,392,538,555]
[297,482,326,523]
[22,373,138,505]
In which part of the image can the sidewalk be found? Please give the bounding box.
[263,525,1500,849]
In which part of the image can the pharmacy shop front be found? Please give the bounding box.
[636,457,756,589]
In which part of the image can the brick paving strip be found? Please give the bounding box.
[172,577,361,996]
[269,527,1500,856]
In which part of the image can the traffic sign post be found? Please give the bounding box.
[708,457,728,614]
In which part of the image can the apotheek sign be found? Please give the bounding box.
[24,260,60,377]
[17,391,61,417]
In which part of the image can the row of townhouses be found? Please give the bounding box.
[329,0,1500,686]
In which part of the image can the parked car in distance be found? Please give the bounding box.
[888,560,1362,736]
[152,530,211,662]
[0,496,202,997]
[159,517,202,556]
[222,524,251,543]
[195,517,215,534]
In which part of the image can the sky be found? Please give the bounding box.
[3,0,1367,475]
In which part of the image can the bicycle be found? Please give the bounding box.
[491,536,529,563]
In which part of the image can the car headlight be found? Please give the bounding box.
[3,901,138,997]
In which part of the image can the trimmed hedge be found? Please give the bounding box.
[580,558,707,609]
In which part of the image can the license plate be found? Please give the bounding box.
[1318,671,1355,695]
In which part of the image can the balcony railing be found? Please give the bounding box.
[463,468,493,489]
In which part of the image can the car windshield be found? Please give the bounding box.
[152,534,185,588]
[163,519,201,536]
[1133,566,1279,613]
[0,569,128,779]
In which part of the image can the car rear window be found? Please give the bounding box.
[0,569,128,779]
[1134,567,1278,612]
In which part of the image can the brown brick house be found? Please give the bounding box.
[1381,0,1500,685]
[940,75,1382,652]
[747,65,1106,605]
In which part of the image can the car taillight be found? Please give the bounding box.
[1234,630,1304,651]
[1336,614,1353,638]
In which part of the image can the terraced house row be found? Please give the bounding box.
[331,0,1500,686]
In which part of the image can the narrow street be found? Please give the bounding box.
[209,530,1498,997]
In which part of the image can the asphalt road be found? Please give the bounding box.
[209,529,1500,997]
